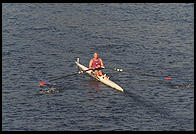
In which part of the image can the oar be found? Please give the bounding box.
[39,72,81,86]
[106,67,171,80]
[39,67,104,86]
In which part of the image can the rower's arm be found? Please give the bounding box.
[100,59,104,68]
[89,59,93,69]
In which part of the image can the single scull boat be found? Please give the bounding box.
[75,58,123,92]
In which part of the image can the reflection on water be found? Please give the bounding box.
[87,78,102,99]
[88,78,100,91]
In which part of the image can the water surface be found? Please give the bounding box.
[2,3,194,131]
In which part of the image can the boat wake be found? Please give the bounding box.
[39,87,60,94]
[123,90,185,129]
[124,90,170,117]
[171,83,194,89]
[39,84,60,94]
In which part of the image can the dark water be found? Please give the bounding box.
[2,3,194,131]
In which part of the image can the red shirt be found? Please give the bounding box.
[91,58,101,69]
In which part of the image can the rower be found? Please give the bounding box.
[89,52,105,77]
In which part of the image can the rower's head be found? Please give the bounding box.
[93,52,98,59]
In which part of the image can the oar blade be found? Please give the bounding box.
[40,81,46,85]
[39,80,50,85]
[164,76,171,80]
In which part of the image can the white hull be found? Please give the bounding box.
[75,58,123,92]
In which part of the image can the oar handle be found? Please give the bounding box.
[78,67,104,75]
